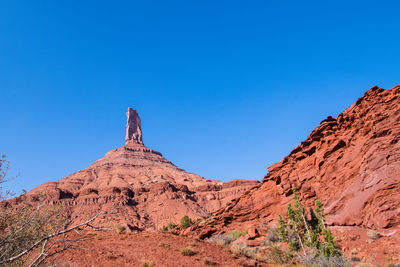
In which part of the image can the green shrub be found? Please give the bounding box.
[277,189,342,258]
[167,222,177,230]
[180,215,193,229]
[228,230,242,240]
[161,225,168,232]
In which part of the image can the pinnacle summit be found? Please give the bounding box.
[125,108,143,145]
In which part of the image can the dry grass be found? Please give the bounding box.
[158,242,170,248]
[208,234,235,247]
[203,257,216,265]
[141,259,153,267]
[116,224,127,234]
[229,243,259,258]
[106,254,117,260]
[181,247,196,256]
[367,229,380,240]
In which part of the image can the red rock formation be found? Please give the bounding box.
[15,108,258,231]
[193,84,400,237]
[125,107,143,145]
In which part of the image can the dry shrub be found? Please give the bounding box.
[208,234,236,247]
[265,244,292,264]
[107,254,117,260]
[298,250,350,267]
[0,156,106,266]
[367,229,380,240]
[116,224,126,234]
[141,259,153,267]
[266,227,280,243]
[229,243,259,259]
[203,257,216,265]
[228,230,242,240]
[180,247,195,256]
[158,242,170,248]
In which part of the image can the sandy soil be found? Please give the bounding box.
[52,231,257,267]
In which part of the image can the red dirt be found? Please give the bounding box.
[332,226,400,265]
[54,231,257,267]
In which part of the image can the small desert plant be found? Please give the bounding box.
[167,222,177,230]
[141,259,153,267]
[107,254,117,260]
[229,243,246,256]
[158,242,170,248]
[161,225,168,232]
[266,227,280,243]
[180,215,193,229]
[228,230,243,240]
[203,257,216,265]
[367,229,380,240]
[350,256,361,262]
[299,252,351,267]
[180,247,195,256]
[229,243,259,259]
[0,156,107,266]
[277,189,342,257]
[116,224,126,234]
[350,248,357,255]
[265,243,293,264]
[208,234,236,246]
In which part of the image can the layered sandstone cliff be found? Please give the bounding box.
[193,84,400,237]
[15,108,258,230]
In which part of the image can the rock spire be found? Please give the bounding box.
[125,108,143,145]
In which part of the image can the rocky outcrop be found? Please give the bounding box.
[14,108,258,230]
[193,85,400,237]
[125,108,143,145]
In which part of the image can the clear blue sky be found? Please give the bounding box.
[1,1,399,195]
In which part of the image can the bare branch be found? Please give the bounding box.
[0,212,107,265]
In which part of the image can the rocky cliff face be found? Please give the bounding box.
[125,107,143,145]
[14,108,258,231]
[193,85,400,237]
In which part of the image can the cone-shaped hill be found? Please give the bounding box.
[17,108,258,231]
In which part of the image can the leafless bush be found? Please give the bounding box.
[208,234,236,246]
[266,227,280,243]
[0,156,108,266]
[141,259,153,267]
[229,243,259,259]
[264,243,292,264]
[367,229,380,240]
[203,257,216,265]
[158,242,170,248]
[298,250,350,267]
[180,247,195,256]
